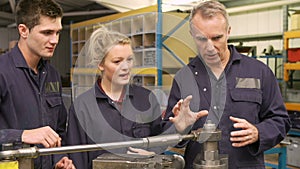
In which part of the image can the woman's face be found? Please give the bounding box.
[99,44,134,87]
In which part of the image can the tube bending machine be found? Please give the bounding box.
[0,122,227,169]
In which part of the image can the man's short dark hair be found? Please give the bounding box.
[16,0,63,30]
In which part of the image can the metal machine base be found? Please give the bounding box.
[93,153,185,169]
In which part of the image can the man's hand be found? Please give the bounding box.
[22,126,61,148]
[169,95,208,133]
[55,157,75,169]
[230,116,259,147]
[127,147,155,156]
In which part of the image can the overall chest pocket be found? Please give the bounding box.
[229,88,262,124]
[46,96,62,107]
[45,95,63,127]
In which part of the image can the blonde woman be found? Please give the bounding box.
[66,27,165,169]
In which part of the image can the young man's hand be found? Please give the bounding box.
[22,126,61,148]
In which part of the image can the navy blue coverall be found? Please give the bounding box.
[164,45,291,169]
[66,80,164,169]
[0,45,68,169]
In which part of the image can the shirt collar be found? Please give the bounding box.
[94,77,134,99]
[190,45,241,68]
[228,45,242,63]
[11,44,46,70]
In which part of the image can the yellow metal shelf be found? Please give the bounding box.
[132,67,157,75]
[283,30,300,81]
[283,62,300,81]
[71,67,157,76]
[283,30,300,50]
[283,31,300,113]
[285,102,300,111]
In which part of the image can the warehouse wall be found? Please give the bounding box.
[229,7,283,78]
[0,28,19,53]
[228,4,300,87]
[229,7,283,55]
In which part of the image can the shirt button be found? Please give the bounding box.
[195,72,198,75]
[203,88,207,92]
[213,106,217,110]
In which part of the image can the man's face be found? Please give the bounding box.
[190,13,230,67]
[25,15,62,59]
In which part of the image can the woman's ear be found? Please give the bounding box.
[98,63,104,71]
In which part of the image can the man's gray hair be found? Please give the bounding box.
[189,0,229,29]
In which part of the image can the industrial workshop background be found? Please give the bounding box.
[0,0,300,168]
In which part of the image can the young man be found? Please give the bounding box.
[0,0,74,168]
[164,1,291,168]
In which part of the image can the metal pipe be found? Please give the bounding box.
[8,0,16,13]
[39,139,148,156]
[227,0,300,14]
[163,0,300,13]
[0,133,195,160]
[157,0,163,86]
[63,10,116,17]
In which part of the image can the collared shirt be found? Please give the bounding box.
[98,79,125,111]
[29,59,45,87]
[207,67,227,123]
[0,45,67,169]
[164,45,290,169]
[66,80,164,169]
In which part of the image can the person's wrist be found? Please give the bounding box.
[175,123,191,134]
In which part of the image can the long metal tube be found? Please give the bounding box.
[0,133,195,160]
[163,0,300,13]
[227,0,300,14]
[39,139,147,156]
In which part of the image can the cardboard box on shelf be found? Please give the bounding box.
[291,11,300,30]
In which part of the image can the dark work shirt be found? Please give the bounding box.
[29,61,44,87]
[207,68,226,123]
[66,80,164,169]
[164,45,291,169]
[0,45,68,169]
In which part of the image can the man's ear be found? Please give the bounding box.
[225,26,231,41]
[227,26,231,35]
[18,24,29,39]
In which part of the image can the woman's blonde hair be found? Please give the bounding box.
[80,26,131,67]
